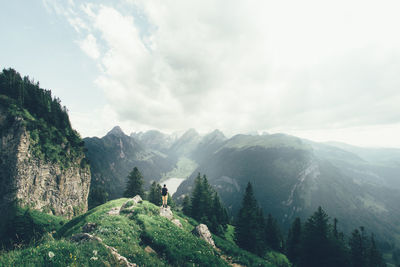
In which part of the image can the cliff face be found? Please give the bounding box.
[0,108,90,218]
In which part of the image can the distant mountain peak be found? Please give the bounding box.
[181,128,199,139]
[202,129,227,142]
[107,126,125,137]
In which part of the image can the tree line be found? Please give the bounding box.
[0,68,85,167]
[235,182,387,267]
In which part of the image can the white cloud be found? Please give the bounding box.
[77,34,100,59]
[47,0,400,146]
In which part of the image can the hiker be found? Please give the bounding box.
[161,184,168,208]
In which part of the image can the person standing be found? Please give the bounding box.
[161,184,168,208]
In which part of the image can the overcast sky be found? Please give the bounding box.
[1,0,400,147]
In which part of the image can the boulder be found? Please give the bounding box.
[108,207,121,215]
[159,206,173,220]
[144,245,157,255]
[82,222,97,233]
[192,224,216,248]
[120,195,143,212]
[171,219,183,228]
[70,233,102,243]
[105,245,137,267]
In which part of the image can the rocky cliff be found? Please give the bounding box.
[0,106,90,218]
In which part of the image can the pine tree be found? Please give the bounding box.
[190,173,213,222]
[167,193,176,210]
[235,182,266,256]
[286,217,302,265]
[182,195,191,216]
[209,192,229,234]
[349,227,367,267]
[148,181,162,206]
[123,167,144,198]
[190,173,203,221]
[265,213,282,251]
[300,206,331,267]
[366,234,386,267]
[201,175,213,218]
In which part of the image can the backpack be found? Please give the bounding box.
[162,187,168,196]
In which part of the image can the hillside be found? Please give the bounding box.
[0,197,288,267]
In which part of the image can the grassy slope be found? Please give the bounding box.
[1,199,288,267]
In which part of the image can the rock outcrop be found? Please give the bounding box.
[0,108,91,218]
[192,224,216,248]
[171,219,183,228]
[71,232,137,267]
[159,206,174,220]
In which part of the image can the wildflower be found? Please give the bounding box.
[90,257,98,261]
[48,251,55,259]
[93,250,98,256]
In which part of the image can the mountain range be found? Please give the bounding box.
[84,127,400,248]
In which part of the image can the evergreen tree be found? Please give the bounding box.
[182,195,191,216]
[201,175,213,217]
[300,206,331,267]
[167,193,176,210]
[190,173,204,221]
[190,173,213,222]
[123,167,144,198]
[286,217,302,265]
[209,192,229,235]
[349,227,367,267]
[366,234,386,267]
[265,213,282,251]
[148,181,162,206]
[187,173,228,234]
[235,182,266,256]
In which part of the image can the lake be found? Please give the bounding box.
[162,177,185,196]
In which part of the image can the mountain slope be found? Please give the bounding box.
[0,198,287,266]
[175,134,400,246]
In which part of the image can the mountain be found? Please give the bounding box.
[175,133,400,246]
[0,197,288,267]
[84,125,400,248]
[325,141,400,190]
[84,126,175,204]
[168,128,202,158]
[131,130,177,153]
[192,129,227,164]
[0,68,91,244]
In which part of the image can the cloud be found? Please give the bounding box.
[77,34,100,59]
[46,0,400,142]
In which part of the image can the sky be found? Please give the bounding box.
[1,0,400,147]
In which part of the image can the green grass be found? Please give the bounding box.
[0,238,118,266]
[0,206,68,248]
[265,251,292,267]
[1,198,285,267]
[213,234,275,267]
[224,224,235,243]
